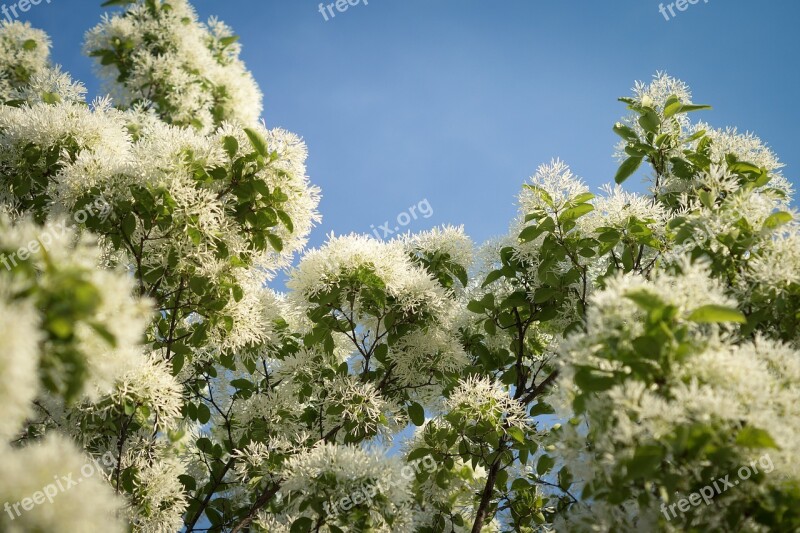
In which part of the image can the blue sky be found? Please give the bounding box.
[23,0,800,248]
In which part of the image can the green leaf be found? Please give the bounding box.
[178,474,196,492]
[121,213,136,236]
[277,210,294,233]
[266,234,284,252]
[624,289,665,311]
[502,291,529,310]
[244,128,269,157]
[22,39,38,51]
[232,283,244,302]
[519,217,556,242]
[530,401,555,417]
[615,156,643,184]
[560,203,594,221]
[219,35,240,47]
[762,211,793,231]
[524,184,554,208]
[89,322,117,348]
[627,445,664,477]
[171,353,184,376]
[574,367,617,392]
[533,287,559,303]
[189,276,206,295]
[536,454,555,476]
[597,229,621,243]
[558,466,573,490]
[230,379,253,390]
[613,123,639,142]
[222,136,239,158]
[699,190,714,209]
[664,100,710,118]
[41,92,61,105]
[290,517,313,533]
[687,305,746,324]
[507,426,526,445]
[663,94,682,118]
[678,104,712,114]
[729,161,762,175]
[638,110,660,134]
[408,402,425,426]
[571,192,596,204]
[736,427,780,449]
[407,447,431,462]
[467,300,485,314]
[197,403,211,424]
[481,269,503,288]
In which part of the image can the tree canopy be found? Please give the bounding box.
[0,2,798,532]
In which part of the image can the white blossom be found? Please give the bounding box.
[0,435,125,532]
[445,376,529,431]
[85,0,262,130]
[280,443,416,532]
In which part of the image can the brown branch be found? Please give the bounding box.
[230,482,281,533]
[520,369,560,406]
[184,457,235,532]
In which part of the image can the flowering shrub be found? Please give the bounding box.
[0,3,798,533]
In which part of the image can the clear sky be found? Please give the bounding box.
[22,0,800,248]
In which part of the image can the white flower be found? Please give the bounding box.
[695,122,791,196]
[0,435,125,532]
[748,229,800,291]
[107,354,184,431]
[119,436,189,533]
[632,72,692,111]
[519,159,589,213]
[0,214,153,401]
[391,326,469,398]
[323,375,399,437]
[11,66,87,105]
[209,270,284,353]
[280,443,416,532]
[580,184,667,236]
[445,376,529,431]
[614,72,693,165]
[586,257,735,338]
[85,0,262,129]
[288,233,449,317]
[0,295,40,440]
[402,224,475,273]
[0,21,51,101]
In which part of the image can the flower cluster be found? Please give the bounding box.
[85,0,262,130]
[0,21,50,102]
[0,435,125,532]
[277,443,416,532]
[0,214,154,406]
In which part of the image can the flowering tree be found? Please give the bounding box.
[0,2,798,532]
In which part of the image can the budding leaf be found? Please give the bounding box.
[687,305,746,324]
